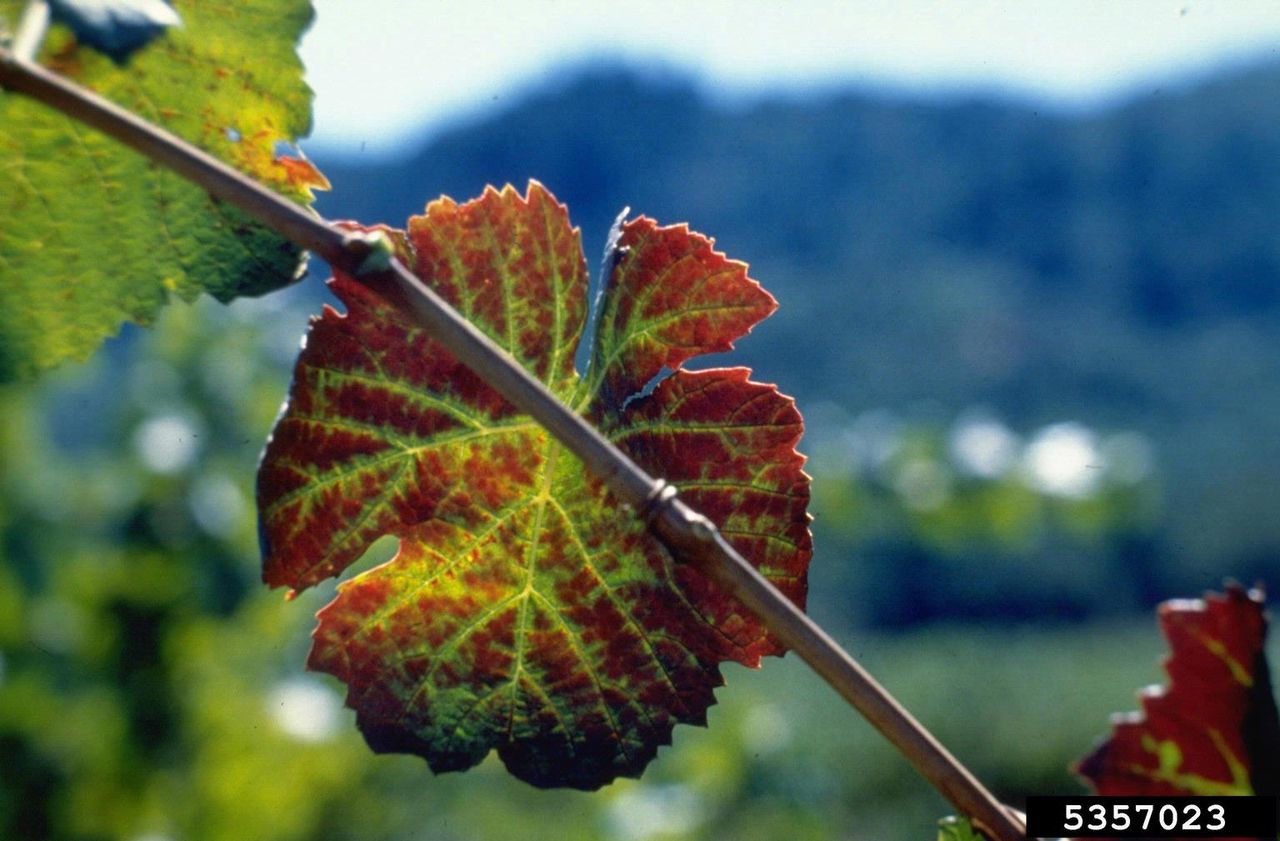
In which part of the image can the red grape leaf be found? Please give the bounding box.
[257,182,811,789]
[1077,583,1280,799]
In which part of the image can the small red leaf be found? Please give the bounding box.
[1078,583,1280,800]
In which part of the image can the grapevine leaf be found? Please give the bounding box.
[1077,583,1280,798]
[47,0,181,61]
[257,182,812,789]
[0,0,324,381]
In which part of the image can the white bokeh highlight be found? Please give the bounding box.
[1022,422,1105,498]
[950,414,1020,479]
[133,414,201,475]
[267,678,343,743]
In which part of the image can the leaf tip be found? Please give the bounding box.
[273,154,331,197]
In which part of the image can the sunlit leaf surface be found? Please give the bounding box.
[1078,583,1280,799]
[258,182,811,788]
[0,0,325,380]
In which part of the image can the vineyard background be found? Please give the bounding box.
[5,35,1280,841]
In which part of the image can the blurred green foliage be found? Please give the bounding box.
[805,404,1166,628]
[0,288,1239,841]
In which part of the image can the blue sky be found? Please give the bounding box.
[300,1,1280,158]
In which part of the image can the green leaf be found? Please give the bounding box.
[257,182,812,789]
[936,816,986,841]
[1077,582,1280,797]
[0,0,325,381]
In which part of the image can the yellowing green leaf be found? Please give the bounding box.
[0,0,324,380]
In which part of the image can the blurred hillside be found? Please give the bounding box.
[314,61,1280,626]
